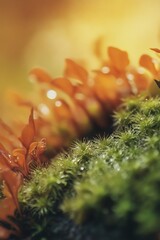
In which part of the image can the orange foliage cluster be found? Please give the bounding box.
[0,110,46,239]
[0,47,160,239]
[13,47,158,150]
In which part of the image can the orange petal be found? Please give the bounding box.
[64,59,88,83]
[0,154,11,172]
[20,108,36,149]
[0,198,16,222]
[51,78,74,96]
[108,47,129,71]
[9,91,34,108]
[150,48,160,53]
[0,119,16,137]
[29,139,46,163]
[0,146,16,171]
[53,101,72,120]
[134,72,152,91]
[93,72,118,104]
[37,138,46,155]
[1,170,22,212]
[139,54,158,76]
[93,37,104,59]
[0,120,21,151]
[0,143,8,152]
[12,148,27,171]
[0,225,15,240]
[28,142,38,154]
[30,68,53,84]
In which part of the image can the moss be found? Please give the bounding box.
[19,141,92,216]
[17,95,160,240]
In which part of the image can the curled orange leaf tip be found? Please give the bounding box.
[20,108,36,149]
[150,48,160,53]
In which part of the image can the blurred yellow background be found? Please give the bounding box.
[0,0,160,116]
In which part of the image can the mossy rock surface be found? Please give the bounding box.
[18,95,160,240]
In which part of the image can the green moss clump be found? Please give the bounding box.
[19,141,92,216]
[17,95,160,240]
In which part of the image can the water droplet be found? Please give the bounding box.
[126,73,134,81]
[75,93,85,101]
[29,74,37,83]
[152,58,158,64]
[55,100,62,107]
[38,103,50,115]
[126,73,138,95]
[88,78,94,87]
[101,154,106,159]
[109,158,114,164]
[72,158,77,163]
[116,78,124,85]
[46,89,57,100]
[114,163,120,171]
[14,156,19,163]
[137,67,145,74]
[101,66,110,74]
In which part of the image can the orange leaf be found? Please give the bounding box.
[51,78,74,96]
[0,198,16,221]
[0,156,9,176]
[30,68,53,84]
[150,48,160,53]
[65,59,88,83]
[0,145,15,171]
[93,37,104,59]
[0,143,8,152]
[29,138,46,165]
[12,148,27,173]
[1,170,22,212]
[0,150,26,175]
[9,91,34,108]
[20,108,36,149]
[29,138,46,156]
[0,119,16,138]
[0,225,15,240]
[0,198,20,239]
[0,120,20,151]
[108,47,129,71]
[139,54,158,76]
[93,72,118,103]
